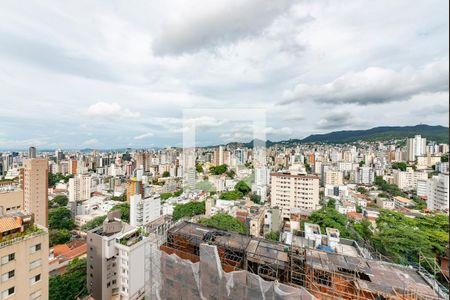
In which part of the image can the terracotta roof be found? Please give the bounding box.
[0,217,20,233]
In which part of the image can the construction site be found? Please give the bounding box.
[144,221,448,300]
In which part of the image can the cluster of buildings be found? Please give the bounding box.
[0,133,448,299]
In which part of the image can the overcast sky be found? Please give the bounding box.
[0,0,448,149]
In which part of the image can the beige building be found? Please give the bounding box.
[394,168,428,191]
[0,212,49,300]
[0,190,23,216]
[23,159,48,228]
[324,170,344,186]
[416,155,442,169]
[68,174,92,202]
[271,172,320,219]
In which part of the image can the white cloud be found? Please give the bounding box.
[86,102,140,119]
[281,59,449,105]
[152,0,294,55]
[0,0,447,148]
[133,132,154,140]
[81,138,99,147]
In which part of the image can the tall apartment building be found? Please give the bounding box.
[355,166,374,185]
[87,212,147,300]
[68,174,92,202]
[407,135,427,162]
[129,194,161,227]
[394,168,428,191]
[270,172,320,219]
[23,159,48,227]
[0,212,49,300]
[427,174,449,211]
[126,178,144,203]
[324,170,344,186]
[28,147,36,159]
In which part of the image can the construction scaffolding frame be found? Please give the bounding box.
[154,221,447,300]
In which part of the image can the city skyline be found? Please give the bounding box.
[0,0,448,149]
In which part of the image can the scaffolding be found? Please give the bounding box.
[154,221,447,300]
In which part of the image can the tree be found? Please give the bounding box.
[326,198,336,208]
[359,161,365,167]
[111,192,126,202]
[226,170,236,178]
[210,164,228,175]
[353,219,372,239]
[250,193,261,204]
[160,192,174,200]
[110,203,130,222]
[309,207,353,238]
[371,210,448,263]
[49,208,74,230]
[48,173,73,187]
[53,195,69,207]
[162,171,170,177]
[172,202,205,222]
[220,191,243,200]
[441,153,448,162]
[357,187,367,194]
[49,229,71,246]
[235,180,251,195]
[199,213,249,234]
[196,164,203,173]
[81,215,107,231]
[304,163,312,173]
[49,258,88,300]
[392,162,407,171]
[265,231,280,241]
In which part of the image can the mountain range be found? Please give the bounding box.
[225,125,449,147]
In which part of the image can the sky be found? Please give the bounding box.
[0,0,448,149]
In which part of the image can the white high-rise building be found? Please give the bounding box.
[270,172,320,218]
[407,135,427,161]
[427,174,449,211]
[355,167,374,185]
[129,194,161,227]
[68,174,92,202]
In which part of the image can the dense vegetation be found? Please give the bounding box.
[110,203,130,222]
[49,229,72,246]
[209,164,228,175]
[49,258,88,300]
[305,206,448,267]
[220,191,243,200]
[391,162,408,171]
[265,231,280,241]
[235,180,251,195]
[172,201,205,222]
[162,171,170,177]
[372,210,448,264]
[160,190,183,200]
[301,125,449,144]
[48,173,73,187]
[110,192,126,202]
[49,207,74,231]
[199,213,249,234]
[81,215,107,231]
[374,176,407,197]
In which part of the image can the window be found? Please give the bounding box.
[1,287,15,299]
[30,243,41,253]
[1,253,15,265]
[1,270,15,282]
[30,289,41,300]
[30,259,41,270]
[30,274,41,285]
